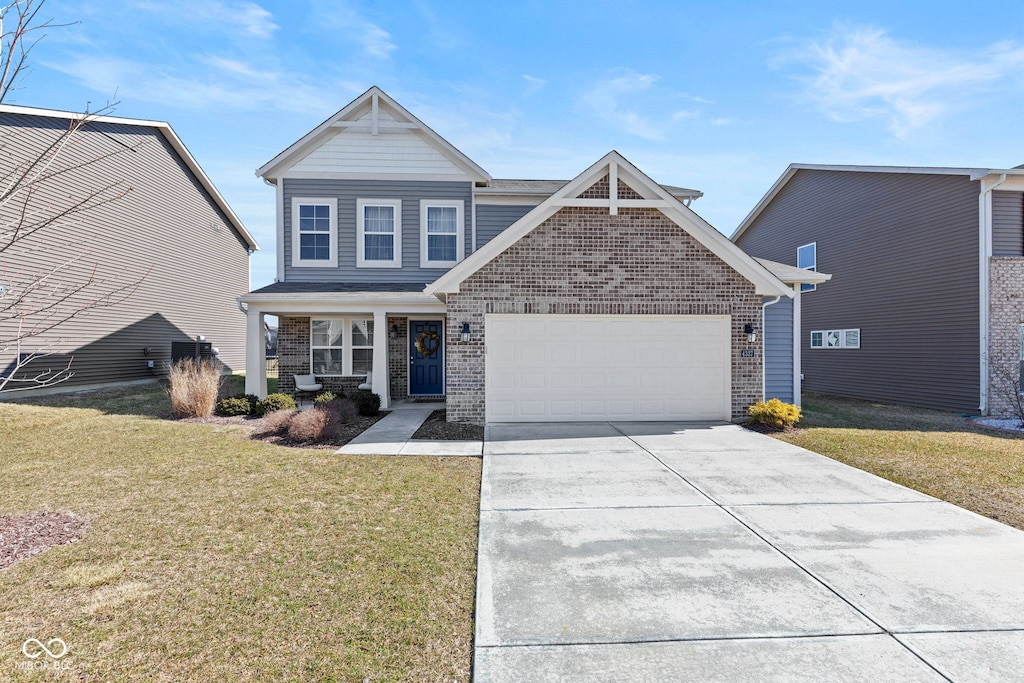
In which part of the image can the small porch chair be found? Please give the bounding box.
[293,374,323,401]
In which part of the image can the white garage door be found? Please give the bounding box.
[485,314,731,422]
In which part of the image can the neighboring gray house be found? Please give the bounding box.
[732,163,1024,416]
[0,105,258,391]
[241,87,824,424]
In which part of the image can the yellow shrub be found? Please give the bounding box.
[747,398,801,428]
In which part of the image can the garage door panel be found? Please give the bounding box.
[486,314,731,422]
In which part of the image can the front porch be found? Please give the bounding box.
[240,288,448,410]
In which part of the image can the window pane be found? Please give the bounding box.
[427,206,457,233]
[364,206,394,233]
[300,233,330,260]
[311,319,343,347]
[351,319,374,347]
[314,204,330,219]
[299,205,330,231]
[427,234,457,262]
[364,234,394,261]
[352,349,373,374]
[797,244,816,269]
[300,205,314,219]
[312,348,344,374]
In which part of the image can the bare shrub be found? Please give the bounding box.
[991,363,1024,428]
[257,409,296,436]
[287,407,329,442]
[168,359,220,418]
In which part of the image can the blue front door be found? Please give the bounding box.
[409,320,444,395]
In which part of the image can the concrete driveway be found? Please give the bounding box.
[473,422,1024,682]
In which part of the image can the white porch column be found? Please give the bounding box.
[245,306,267,398]
[372,310,391,409]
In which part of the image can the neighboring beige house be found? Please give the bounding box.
[242,87,824,424]
[0,105,258,392]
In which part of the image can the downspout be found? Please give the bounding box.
[761,295,782,401]
[979,173,1007,414]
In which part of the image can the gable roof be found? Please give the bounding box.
[426,150,792,299]
[731,162,1024,243]
[256,86,491,184]
[0,104,258,251]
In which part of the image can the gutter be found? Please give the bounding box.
[979,172,1008,414]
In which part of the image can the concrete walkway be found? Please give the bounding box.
[336,404,482,456]
[474,421,1024,681]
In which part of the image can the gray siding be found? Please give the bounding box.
[0,113,250,387]
[736,169,980,412]
[764,296,794,403]
[993,190,1023,256]
[283,178,472,283]
[476,204,534,249]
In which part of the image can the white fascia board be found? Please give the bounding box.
[0,104,260,251]
[428,150,793,299]
[240,292,445,314]
[255,86,491,184]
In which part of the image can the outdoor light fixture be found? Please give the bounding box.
[143,347,151,356]
[390,324,399,339]
[744,323,757,343]
[461,322,471,342]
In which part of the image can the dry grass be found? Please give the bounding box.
[167,359,221,418]
[774,393,1024,529]
[0,384,481,681]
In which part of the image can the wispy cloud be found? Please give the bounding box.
[46,54,336,114]
[132,0,278,39]
[522,74,545,97]
[781,24,1024,137]
[311,2,396,59]
[579,70,699,141]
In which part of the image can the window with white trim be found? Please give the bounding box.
[292,197,337,267]
[810,328,860,349]
[357,199,402,268]
[310,318,374,375]
[420,200,464,267]
[797,242,817,293]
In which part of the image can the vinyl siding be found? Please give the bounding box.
[992,190,1023,256]
[736,169,980,412]
[764,296,794,403]
[475,204,534,248]
[283,178,472,283]
[0,113,250,388]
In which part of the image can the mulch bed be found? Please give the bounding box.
[412,410,484,441]
[0,512,88,570]
[741,421,801,435]
[180,412,387,449]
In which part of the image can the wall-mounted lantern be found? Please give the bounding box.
[461,322,471,342]
[744,322,757,343]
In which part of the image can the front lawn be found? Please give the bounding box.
[0,384,480,681]
[775,393,1024,530]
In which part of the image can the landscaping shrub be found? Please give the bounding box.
[168,358,221,418]
[320,398,358,427]
[258,409,297,436]
[313,391,338,405]
[244,394,261,414]
[350,390,381,417]
[287,407,330,442]
[215,396,252,417]
[254,393,297,416]
[748,398,801,428]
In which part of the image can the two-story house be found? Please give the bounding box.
[733,163,1024,417]
[241,87,826,425]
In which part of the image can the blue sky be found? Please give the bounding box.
[18,0,1024,288]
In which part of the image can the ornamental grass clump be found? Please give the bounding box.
[748,398,802,429]
[167,358,220,418]
[257,409,296,436]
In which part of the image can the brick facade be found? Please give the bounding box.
[388,316,409,401]
[988,257,1024,416]
[445,206,763,424]
[276,315,372,397]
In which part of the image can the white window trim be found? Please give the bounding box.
[291,197,338,268]
[309,317,374,376]
[798,242,817,293]
[357,198,402,268]
[419,199,465,268]
[810,328,860,349]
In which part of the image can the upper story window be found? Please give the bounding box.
[797,242,817,292]
[357,199,402,268]
[292,197,337,268]
[420,200,464,268]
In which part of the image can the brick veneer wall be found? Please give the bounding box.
[445,206,763,424]
[277,315,364,397]
[988,257,1024,416]
[388,317,409,401]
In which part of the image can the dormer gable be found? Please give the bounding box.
[256,86,491,184]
